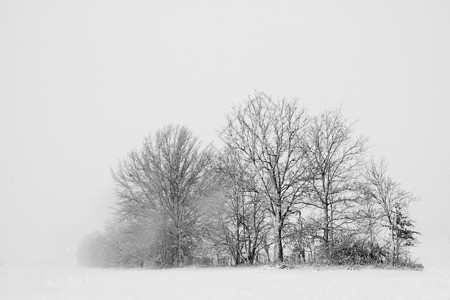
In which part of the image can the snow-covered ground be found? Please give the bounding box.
[1,264,449,300]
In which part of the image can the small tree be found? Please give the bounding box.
[76,232,110,267]
[392,203,419,264]
[363,158,418,266]
[214,147,270,265]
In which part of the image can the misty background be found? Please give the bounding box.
[1,0,449,265]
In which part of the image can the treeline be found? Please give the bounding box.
[77,92,419,268]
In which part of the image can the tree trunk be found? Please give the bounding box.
[235,217,241,265]
[391,227,396,266]
[323,203,330,259]
[177,231,182,265]
[277,226,283,262]
[264,238,271,264]
[329,202,334,246]
[273,212,284,263]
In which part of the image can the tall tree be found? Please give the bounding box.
[221,92,310,262]
[112,125,213,266]
[304,108,367,258]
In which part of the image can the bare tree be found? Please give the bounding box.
[112,125,213,266]
[213,147,271,265]
[304,108,367,259]
[221,92,310,262]
[353,187,384,249]
[363,158,418,266]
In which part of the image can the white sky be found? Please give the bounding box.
[1,0,449,263]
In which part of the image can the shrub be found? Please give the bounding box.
[330,237,388,265]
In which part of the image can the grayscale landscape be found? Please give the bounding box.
[1,0,449,299]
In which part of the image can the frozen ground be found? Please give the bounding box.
[1,264,449,300]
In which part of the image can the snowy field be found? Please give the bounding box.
[1,264,449,300]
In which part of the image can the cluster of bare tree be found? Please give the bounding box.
[77,92,419,268]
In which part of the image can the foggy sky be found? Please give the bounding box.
[1,0,449,263]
